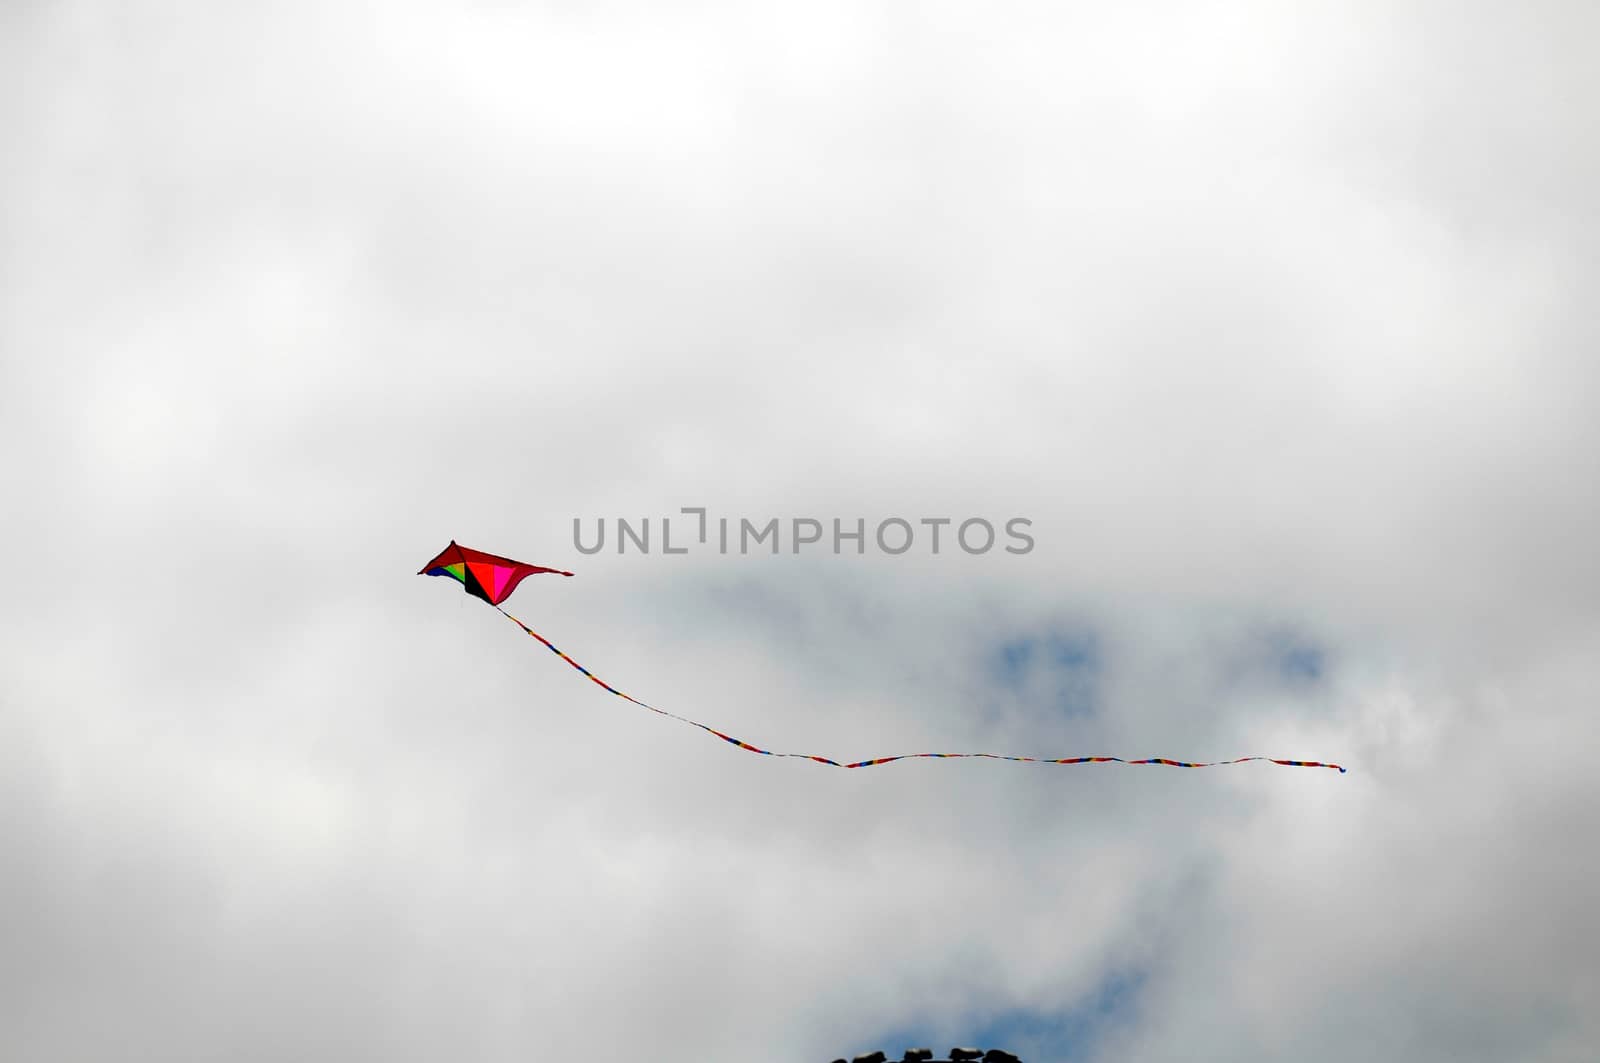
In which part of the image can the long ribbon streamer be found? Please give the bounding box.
[496,606,1346,773]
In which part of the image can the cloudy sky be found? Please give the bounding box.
[3,2,1597,1060]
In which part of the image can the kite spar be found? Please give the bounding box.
[419,541,1346,774]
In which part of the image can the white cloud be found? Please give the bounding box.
[3,2,1595,1061]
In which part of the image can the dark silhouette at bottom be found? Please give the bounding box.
[832,1049,1021,1063]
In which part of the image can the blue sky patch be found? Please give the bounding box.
[857,968,1146,1062]
[1257,627,1328,684]
[992,628,1100,719]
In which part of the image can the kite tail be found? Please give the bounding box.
[493,606,1346,774]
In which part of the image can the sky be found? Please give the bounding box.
[2,2,1597,1061]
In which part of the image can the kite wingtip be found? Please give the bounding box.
[1338,766,1347,773]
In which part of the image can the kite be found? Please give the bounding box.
[419,540,573,604]
[419,541,1347,774]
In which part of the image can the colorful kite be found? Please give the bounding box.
[419,542,1347,774]
[418,540,573,604]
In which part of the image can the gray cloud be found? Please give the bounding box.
[3,2,1596,1061]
